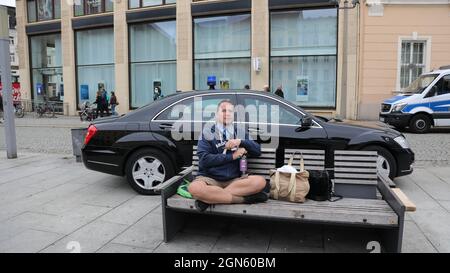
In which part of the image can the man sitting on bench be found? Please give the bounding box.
[188,99,269,212]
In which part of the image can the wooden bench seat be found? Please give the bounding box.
[156,147,415,253]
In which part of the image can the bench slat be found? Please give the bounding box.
[166,197,398,226]
[285,149,325,155]
[335,162,378,167]
[335,156,377,162]
[333,179,378,185]
[335,173,378,179]
[335,167,377,174]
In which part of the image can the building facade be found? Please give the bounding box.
[15,0,360,118]
[358,0,450,120]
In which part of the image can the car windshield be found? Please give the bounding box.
[402,74,439,93]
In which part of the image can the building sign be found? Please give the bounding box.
[80,84,89,100]
[296,76,309,102]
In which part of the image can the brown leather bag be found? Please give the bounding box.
[269,153,310,203]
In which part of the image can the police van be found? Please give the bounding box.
[380,65,450,133]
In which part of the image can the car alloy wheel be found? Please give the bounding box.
[132,156,166,190]
[376,155,390,179]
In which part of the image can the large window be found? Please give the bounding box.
[399,41,426,89]
[74,0,114,17]
[30,33,63,102]
[129,0,176,9]
[27,0,61,23]
[76,28,115,104]
[130,20,177,108]
[194,14,251,90]
[271,8,337,108]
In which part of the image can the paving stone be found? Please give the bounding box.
[0,229,64,253]
[154,233,217,253]
[402,220,438,253]
[96,243,154,253]
[410,169,450,201]
[99,195,160,226]
[409,207,450,253]
[111,212,164,250]
[41,220,129,253]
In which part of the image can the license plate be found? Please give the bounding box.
[379,117,385,122]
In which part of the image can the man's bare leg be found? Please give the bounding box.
[188,180,235,204]
[224,176,266,197]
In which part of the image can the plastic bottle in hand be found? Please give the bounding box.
[240,155,248,176]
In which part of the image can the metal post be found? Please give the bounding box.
[0,6,18,159]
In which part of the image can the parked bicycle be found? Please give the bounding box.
[35,97,56,118]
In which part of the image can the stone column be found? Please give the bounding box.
[61,0,77,115]
[177,0,193,91]
[251,0,270,91]
[15,0,32,105]
[114,0,129,113]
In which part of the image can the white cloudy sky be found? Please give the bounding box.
[0,0,15,7]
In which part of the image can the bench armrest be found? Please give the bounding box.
[156,166,194,204]
[377,173,416,215]
[391,188,416,212]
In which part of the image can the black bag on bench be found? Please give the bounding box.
[306,170,343,202]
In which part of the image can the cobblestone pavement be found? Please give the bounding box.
[1,117,450,166]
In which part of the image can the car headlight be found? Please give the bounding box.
[394,136,410,149]
[392,103,407,112]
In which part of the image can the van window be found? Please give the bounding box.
[438,75,450,96]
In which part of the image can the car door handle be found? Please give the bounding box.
[248,128,264,134]
[159,123,174,130]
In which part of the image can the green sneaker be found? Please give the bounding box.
[177,179,193,199]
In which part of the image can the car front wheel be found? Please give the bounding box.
[362,146,397,179]
[125,148,175,195]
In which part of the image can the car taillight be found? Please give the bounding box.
[84,125,98,145]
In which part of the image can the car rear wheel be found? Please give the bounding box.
[409,114,431,134]
[362,146,397,179]
[125,148,175,195]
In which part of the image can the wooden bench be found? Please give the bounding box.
[156,147,415,253]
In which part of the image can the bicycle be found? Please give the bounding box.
[36,98,56,118]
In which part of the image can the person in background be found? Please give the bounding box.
[275,85,284,98]
[244,84,250,90]
[263,85,270,93]
[94,90,103,118]
[109,91,119,116]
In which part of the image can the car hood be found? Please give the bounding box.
[383,94,422,105]
[323,120,401,138]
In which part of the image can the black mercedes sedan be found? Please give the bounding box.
[82,90,414,195]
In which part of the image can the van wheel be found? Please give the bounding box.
[125,148,175,195]
[362,146,397,179]
[409,114,431,134]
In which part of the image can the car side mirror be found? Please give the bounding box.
[296,116,313,132]
[301,116,313,128]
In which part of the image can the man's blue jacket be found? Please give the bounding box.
[197,124,261,182]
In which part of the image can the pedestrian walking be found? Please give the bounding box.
[110,91,119,116]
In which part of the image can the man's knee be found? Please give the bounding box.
[188,181,207,198]
[250,176,266,191]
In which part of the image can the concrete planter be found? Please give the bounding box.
[71,128,87,162]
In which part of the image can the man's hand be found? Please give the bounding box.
[226,139,241,150]
[232,148,247,160]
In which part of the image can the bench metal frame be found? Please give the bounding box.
[156,149,412,253]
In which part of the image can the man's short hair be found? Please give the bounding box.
[217,99,234,112]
